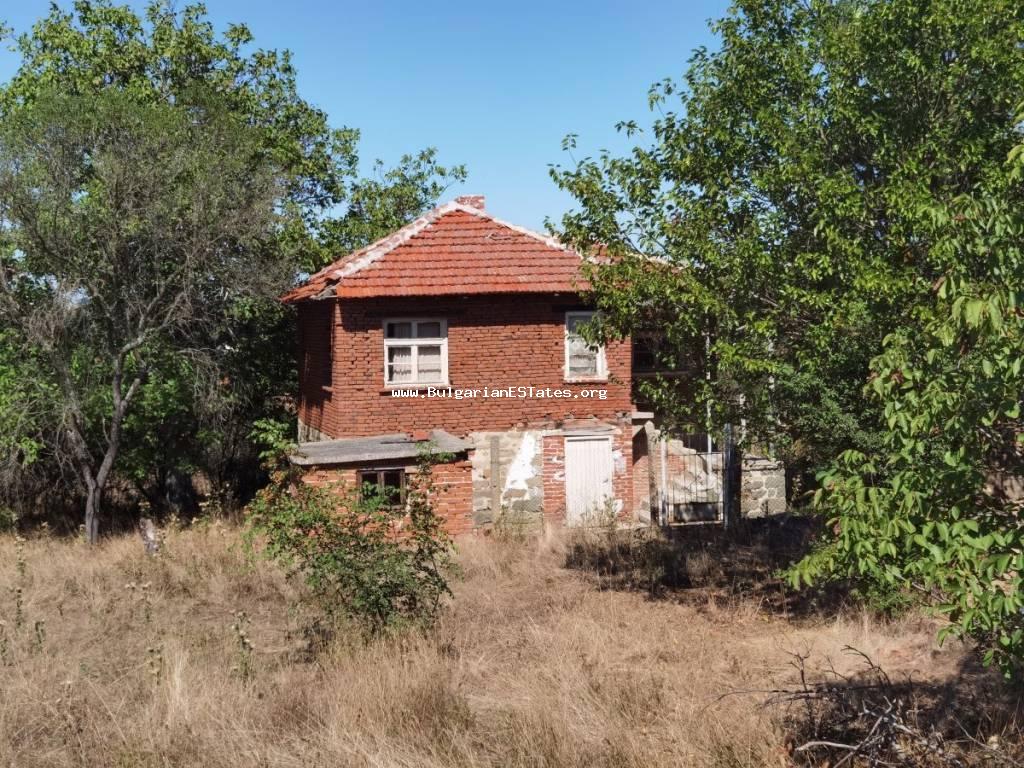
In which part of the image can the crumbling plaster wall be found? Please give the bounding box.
[471,423,634,529]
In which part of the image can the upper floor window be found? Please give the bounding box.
[384,318,448,386]
[565,311,607,381]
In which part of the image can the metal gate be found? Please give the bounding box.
[655,425,739,527]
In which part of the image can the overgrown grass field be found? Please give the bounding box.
[0,523,1020,767]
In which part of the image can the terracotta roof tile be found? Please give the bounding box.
[281,199,589,302]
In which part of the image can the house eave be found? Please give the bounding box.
[290,429,471,466]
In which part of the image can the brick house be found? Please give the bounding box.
[283,195,784,534]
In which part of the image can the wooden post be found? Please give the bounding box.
[490,436,501,520]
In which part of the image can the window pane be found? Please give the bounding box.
[416,321,442,338]
[386,322,412,339]
[388,346,412,363]
[387,346,413,382]
[567,313,594,335]
[382,471,403,505]
[417,345,443,382]
[569,353,598,376]
[566,312,602,379]
[388,365,413,382]
[358,471,379,494]
[568,337,597,355]
[568,336,598,376]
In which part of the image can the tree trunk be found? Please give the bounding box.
[84,369,138,545]
[84,484,101,544]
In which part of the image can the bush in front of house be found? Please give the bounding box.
[246,427,456,635]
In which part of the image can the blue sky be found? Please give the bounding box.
[0,1,729,232]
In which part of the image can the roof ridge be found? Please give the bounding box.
[290,200,462,301]
[314,200,459,287]
[331,201,572,283]
[282,198,581,302]
[456,205,570,255]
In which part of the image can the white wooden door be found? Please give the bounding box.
[564,436,614,525]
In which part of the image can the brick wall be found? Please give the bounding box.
[610,427,634,521]
[302,456,475,536]
[632,426,652,521]
[541,434,566,525]
[296,294,633,440]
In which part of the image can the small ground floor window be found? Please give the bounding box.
[357,469,405,507]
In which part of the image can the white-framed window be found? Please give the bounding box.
[383,318,448,386]
[565,311,607,380]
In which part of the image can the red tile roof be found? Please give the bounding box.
[281,198,589,302]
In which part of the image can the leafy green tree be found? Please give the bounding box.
[0,329,48,507]
[0,1,465,527]
[551,0,1024,669]
[551,0,1024,490]
[793,127,1024,672]
[0,89,286,542]
[0,0,465,269]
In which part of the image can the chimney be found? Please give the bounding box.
[455,194,485,210]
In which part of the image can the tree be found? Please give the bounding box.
[550,0,1024,669]
[551,0,1024,488]
[0,89,285,542]
[793,126,1024,672]
[0,1,465,527]
[0,0,465,271]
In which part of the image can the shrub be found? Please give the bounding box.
[245,439,456,635]
[0,506,16,534]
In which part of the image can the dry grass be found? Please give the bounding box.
[0,523,1019,767]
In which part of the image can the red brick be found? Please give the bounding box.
[296,295,633,438]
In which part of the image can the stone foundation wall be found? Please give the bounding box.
[297,417,331,443]
[741,456,786,518]
[297,420,636,535]
[473,423,633,529]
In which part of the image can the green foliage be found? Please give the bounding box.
[0,506,16,534]
[250,418,296,468]
[0,329,46,475]
[319,148,469,260]
[0,0,352,261]
[791,148,1024,672]
[0,1,464,524]
[245,446,457,635]
[552,0,1024,671]
[0,86,285,537]
[0,0,466,272]
[552,0,1024,483]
